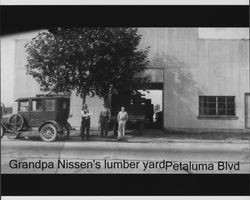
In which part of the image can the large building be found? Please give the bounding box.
[1,28,249,131]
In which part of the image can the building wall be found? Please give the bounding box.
[138,28,249,130]
[2,28,249,130]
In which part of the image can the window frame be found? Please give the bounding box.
[18,100,30,112]
[198,96,238,120]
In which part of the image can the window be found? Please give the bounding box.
[19,100,29,112]
[62,100,69,110]
[199,96,236,117]
[45,99,55,111]
[32,99,43,111]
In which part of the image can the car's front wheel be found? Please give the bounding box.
[39,123,57,142]
[8,114,24,133]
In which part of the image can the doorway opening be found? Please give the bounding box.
[138,89,163,129]
[110,68,164,133]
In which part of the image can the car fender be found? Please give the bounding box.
[38,120,63,133]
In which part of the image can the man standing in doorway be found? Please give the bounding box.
[80,104,92,140]
[117,107,128,141]
[99,104,111,137]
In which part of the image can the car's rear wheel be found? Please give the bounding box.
[39,123,57,142]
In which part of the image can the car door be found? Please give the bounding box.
[30,98,44,127]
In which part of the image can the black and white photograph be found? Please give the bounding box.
[1,25,249,174]
[1,2,250,176]
[0,3,250,197]
[0,0,250,200]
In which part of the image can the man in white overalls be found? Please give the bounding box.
[117,107,128,141]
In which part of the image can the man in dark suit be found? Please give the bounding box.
[80,104,92,140]
[99,104,111,137]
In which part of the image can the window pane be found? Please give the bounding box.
[199,104,204,115]
[45,100,55,111]
[19,101,29,112]
[227,103,235,109]
[200,96,207,103]
[200,102,207,109]
[208,97,216,102]
[208,103,216,109]
[218,96,226,102]
[227,109,235,115]
[218,109,226,115]
[32,100,43,111]
[227,97,235,103]
[218,102,226,109]
[199,104,207,115]
[201,102,209,115]
[199,109,205,115]
[208,109,216,115]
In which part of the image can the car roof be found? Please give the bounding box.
[15,96,70,102]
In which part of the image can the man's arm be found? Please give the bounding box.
[88,111,93,116]
[81,110,92,117]
[117,112,120,121]
[81,110,88,117]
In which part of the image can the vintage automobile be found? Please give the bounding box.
[1,96,71,142]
